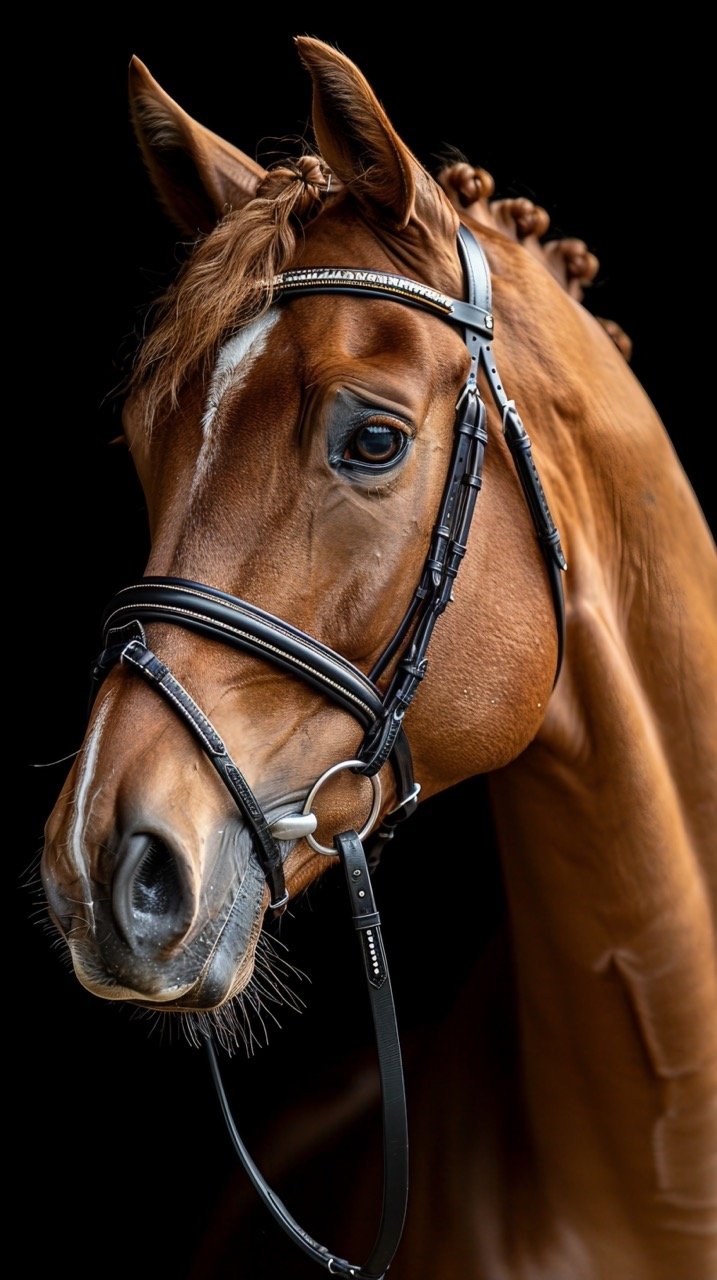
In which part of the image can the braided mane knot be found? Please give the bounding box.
[437,162,496,206]
[256,155,331,219]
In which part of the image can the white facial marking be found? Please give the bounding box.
[195,309,280,485]
[68,693,114,883]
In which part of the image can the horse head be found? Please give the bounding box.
[42,38,580,1013]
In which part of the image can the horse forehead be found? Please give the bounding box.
[283,212,467,366]
[201,310,282,439]
[205,296,460,430]
[282,291,466,407]
[204,206,468,415]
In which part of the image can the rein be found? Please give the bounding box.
[91,224,566,1278]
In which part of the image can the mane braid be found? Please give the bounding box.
[132,161,326,431]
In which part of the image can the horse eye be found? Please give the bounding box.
[344,423,406,465]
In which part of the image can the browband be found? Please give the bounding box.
[272,264,494,336]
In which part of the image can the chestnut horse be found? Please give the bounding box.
[42,37,717,1280]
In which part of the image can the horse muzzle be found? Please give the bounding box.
[43,815,285,1009]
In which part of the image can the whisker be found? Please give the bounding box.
[29,749,81,769]
[18,845,48,886]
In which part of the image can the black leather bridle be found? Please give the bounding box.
[91,224,566,1279]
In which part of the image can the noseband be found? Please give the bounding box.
[91,224,566,1279]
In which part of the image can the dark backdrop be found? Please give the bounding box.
[17,15,712,1279]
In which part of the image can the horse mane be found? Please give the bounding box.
[436,160,633,360]
[132,154,631,432]
[131,157,329,431]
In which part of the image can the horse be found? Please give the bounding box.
[41,36,717,1280]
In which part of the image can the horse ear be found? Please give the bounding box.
[296,37,447,232]
[128,56,267,235]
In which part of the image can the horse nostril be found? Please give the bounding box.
[112,832,193,952]
[131,836,183,917]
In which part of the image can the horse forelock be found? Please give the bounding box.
[131,159,335,434]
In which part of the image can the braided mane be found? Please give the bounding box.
[132,157,329,431]
[437,161,632,360]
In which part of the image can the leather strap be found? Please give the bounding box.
[99,577,417,820]
[103,579,387,726]
[205,829,408,1279]
[274,226,567,706]
[274,265,494,336]
[499,397,566,681]
[356,226,565,766]
[120,636,288,912]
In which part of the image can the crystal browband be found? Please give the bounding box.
[272,266,495,335]
[275,266,455,310]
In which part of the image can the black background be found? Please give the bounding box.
[17,14,712,1279]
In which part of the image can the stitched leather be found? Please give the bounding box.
[104,579,384,726]
[101,577,417,811]
[121,639,287,911]
[275,267,493,336]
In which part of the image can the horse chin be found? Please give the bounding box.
[67,856,268,1012]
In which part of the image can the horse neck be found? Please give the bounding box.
[534,308,716,884]
[485,314,717,1271]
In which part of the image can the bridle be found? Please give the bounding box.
[90,224,566,1278]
